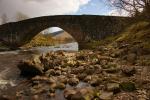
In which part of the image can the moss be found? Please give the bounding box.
[119,82,136,92]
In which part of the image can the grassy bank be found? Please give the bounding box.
[84,21,150,66]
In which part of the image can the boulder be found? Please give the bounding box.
[64,89,77,99]
[68,78,79,86]
[56,83,66,89]
[119,82,136,92]
[107,83,120,93]
[121,66,136,76]
[99,92,113,100]
[18,58,44,77]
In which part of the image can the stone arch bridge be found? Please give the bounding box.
[0,15,129,48]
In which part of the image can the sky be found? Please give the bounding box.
[0,0,128,32]
[0,0,127,25]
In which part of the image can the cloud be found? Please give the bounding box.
[108,9,129,16]
[0,0,91,23]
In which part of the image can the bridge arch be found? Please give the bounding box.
[0,15,129,48]
[23,26,78,50]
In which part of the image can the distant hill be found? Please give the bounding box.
[52,31,75,43]
[50,30,65,37]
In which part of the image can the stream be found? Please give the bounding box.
[0,42,78,97]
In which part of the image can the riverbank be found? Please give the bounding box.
[1,48,148,100]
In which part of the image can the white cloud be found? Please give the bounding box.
[108,9,129,16]
[0,0,91,23]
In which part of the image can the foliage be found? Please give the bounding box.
[22,33,57,48]
[107,0,150,19]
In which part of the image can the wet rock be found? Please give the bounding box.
[114,92,138,100]
[62,72,67,75]
[121,66,136,76]
[104,68,119,73]
[18,59,44,76]
[32,95,39,100]
[67,74,77,79]
[85,67,95,75]
[48,93,55,97]
[84,76,92,82]
[54,66,61,70]
[45,69,55,76]
[100,60,108,67]
[64,89,77,99]
[103,63,120,73]
[30,84,49,94]
[136,89,148,100]
[99,92,113,100]
[32,76,56,84]
[71,66,85,74]
[58,75,68,84]
[90,77,102,86]
[94,65,102,74]
[49,83,57,92]
[55,70,61,76]
[107,83,120,93]
[71,88,94,100]
[126,53,137,64]
[64,88,94,100]
[119,82,136,92]
[68,78,79,86]
[76,55,87,60]
[56,83,66,89]
[78,73,87,81]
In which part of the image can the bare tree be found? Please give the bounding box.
[108,0,150,17]
[16,12,29,21]
[1,14,8,24]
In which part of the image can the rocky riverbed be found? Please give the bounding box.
[1,47,149,100]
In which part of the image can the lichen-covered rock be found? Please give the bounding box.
[45,69,55,76]
[68,78,79,86]
[119,82,136,92]
[78,73,87,81]
[64,89,77,99]
[107,83,120,93]
[99,92,113,100]
[84,75,92,82]
[57,75,68,84]
[121,66,136,76]
[90,77,102,86]
[32,76,56,84]
[126,53,137,64]
[56,83,66,89]
[18,57,44,76]
[64,87,94,100]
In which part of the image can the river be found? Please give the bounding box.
[0,42,78,97]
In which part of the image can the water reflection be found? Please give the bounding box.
[0,42,79,55]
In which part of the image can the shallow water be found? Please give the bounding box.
[0,42,78,97]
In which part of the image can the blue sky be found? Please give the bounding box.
[0,0,118,23]
[75,0,111,15]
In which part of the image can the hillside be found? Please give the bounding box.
[52,31,75,43]
[22,33,57,48]
[97,21,150,66]
[22,31,75,48]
